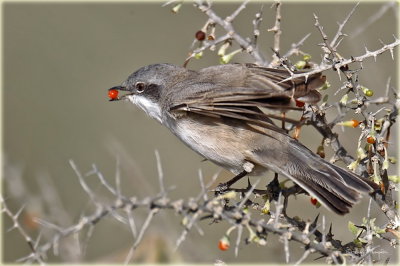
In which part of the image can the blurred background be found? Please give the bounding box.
[3,1,398,264]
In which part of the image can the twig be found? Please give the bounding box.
[194,0,267,65]
[269,0,282,63]
[281,33,311,59]
[184,33,232,67]
[280,37,399,83]
[1,197,44,264]
[124,208,159,264]
[251,4,263,46]
[234,224,243,257]
[155,150,166,195]
[294,249,311,266]
[226,0,249,22]
[330,2,359,50]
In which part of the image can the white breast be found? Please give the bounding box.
[166,117,247,174]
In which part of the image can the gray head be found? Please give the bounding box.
[108,63,187,123]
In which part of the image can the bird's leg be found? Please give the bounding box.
[215,170,248,194]
[281,111,286,130]
[293,115,305,140]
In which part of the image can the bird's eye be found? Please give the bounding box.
[135,82,145,93]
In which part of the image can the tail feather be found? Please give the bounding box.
[284,140,375,214]
[292,175,353,214]
[251,138,375,215]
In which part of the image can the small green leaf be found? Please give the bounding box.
[340,94,348,105]
[261,200,270,214]
[219,49,241,64]
[320,81,331,90]
[357,147,367,160]
[353,239,363,248]
[294,60,306,69]
[348,221,359,235]
[388,175,400,183]
[303,54,311,61]
[347,160,359,171]
[194,51,203,59]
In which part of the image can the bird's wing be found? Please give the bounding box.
[168,64,325,129]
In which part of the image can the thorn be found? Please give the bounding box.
[328,223,334,238]
[336,67,342,81]
[14,204,26,219]
[34,231,43,249]
[311,213,320,228]
[314,255,325,261]
[389,48,394,60]
[7,224,17,233]
[246,178,252,189]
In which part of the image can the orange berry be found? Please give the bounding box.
[108,89,119,100]
[351,119,360,128]
[218,236,230,251]
[367,136,376,144]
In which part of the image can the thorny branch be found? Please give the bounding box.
[168,0,399,263]
[268,0,282,64]
[3,1,399,264]
[1,161,370,264]
[188,0,267,65]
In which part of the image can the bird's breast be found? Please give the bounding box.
[164,114,268,175]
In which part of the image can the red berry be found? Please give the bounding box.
[367,136,376,144]
[295,100,305,107]
[218,236,230,251]
[108,89,119,100]
[195,30,206,41]
[310,197,318,206]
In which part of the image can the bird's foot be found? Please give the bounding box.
[214,182,230,196]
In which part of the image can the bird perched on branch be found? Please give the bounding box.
[109,63,376,214]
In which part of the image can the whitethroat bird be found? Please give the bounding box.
[109,63,376,215]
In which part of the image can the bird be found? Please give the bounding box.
[108,63,376,215]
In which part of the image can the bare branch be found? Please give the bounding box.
[330,2,359,50]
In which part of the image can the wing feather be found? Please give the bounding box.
[168,64,324,132]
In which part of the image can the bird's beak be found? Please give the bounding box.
[108,86,133,101]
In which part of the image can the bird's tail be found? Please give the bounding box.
[286,140,377,214]
[252,137,377,215]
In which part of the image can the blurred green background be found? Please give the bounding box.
[3,1,398,264]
